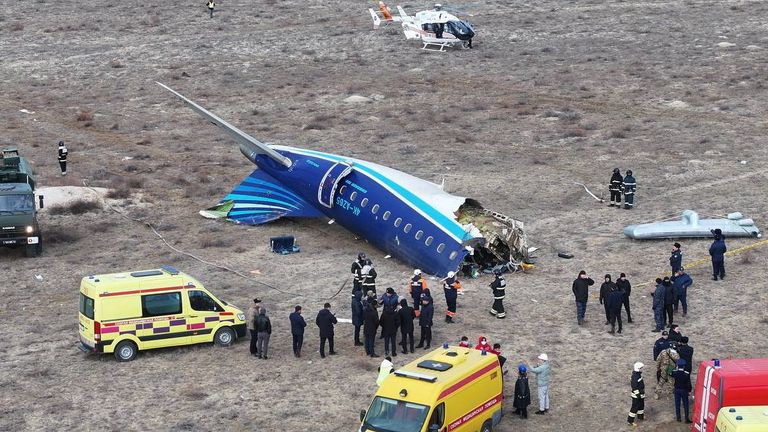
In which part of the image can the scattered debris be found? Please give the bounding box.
[664,100,690,109]
[35,274,43,281]
[270,235,300,254]
[558,252,574,259]
[249,270,262,275]
[19,109,35,114]
[573,182,604,202]
[717,42,737,48]
[343,95,372,104]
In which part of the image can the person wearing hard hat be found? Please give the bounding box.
[608,168,623,207]
[525,353,551,415]
[512,364,531,419]
[442,271,461,323]
[628,362,646,427]
[409,269,426,315]
[489,268,507,319]
[376,356,394,386]
[351,253,367,293]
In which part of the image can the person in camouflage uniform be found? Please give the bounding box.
[655,346,680,399]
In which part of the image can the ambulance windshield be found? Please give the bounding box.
[362,397,430,432]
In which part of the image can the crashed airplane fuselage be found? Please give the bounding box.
[159,83,528,276]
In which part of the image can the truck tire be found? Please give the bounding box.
[214,327,235,347]
[114,340,138,362]
[24,239,42,258]
[480,420,493,432]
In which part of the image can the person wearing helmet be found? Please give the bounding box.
[673,359,693,423]
[628,362,646,426]
[442,271,461,323]
[409,269,426,315]
[57,141,69,176]
[525,353,551,415]
[489,268,507,319]
[361,262,378,296]
[351,253,367,293]
[513,364,531,419]
[609,168,623,207]
[433,3,442,10]
[622,170,637,209]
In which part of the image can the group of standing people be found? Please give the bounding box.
[608,168,637,209]
[572,270,633,332]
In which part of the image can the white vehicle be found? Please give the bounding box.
[371,3,475,52]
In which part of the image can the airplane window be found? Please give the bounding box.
[350,191,358,201]
[361,198,369,207]
[339,185,347,195]
[383,211,391,221]
[415,230,424,240]
[394,218,402,228]
[425,236,434,246]
[371,204,380,214]
[449,251,458,260]
[437,243,446,253]
[404,223,412,233]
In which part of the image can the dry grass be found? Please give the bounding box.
[47,199,102,215]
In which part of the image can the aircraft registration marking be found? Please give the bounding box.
[336,196,360,216]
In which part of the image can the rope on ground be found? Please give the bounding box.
[81,180,305,297]
[633,238,768,289]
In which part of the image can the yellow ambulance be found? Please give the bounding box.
[360,345,504,432]
[715,406,768,432]
[77,265,247,361]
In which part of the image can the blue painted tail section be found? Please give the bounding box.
[222,169,324,224]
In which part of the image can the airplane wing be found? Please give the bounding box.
[156,82,292,168]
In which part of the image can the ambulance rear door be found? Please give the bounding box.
[695,364,723,432]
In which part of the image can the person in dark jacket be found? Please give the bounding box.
[351,253,366,293]
[57,141,69,175]
[599,274,617,325]
[677,337,694,373]
[671,269,693,316]
[627,362,646,425]
[572,270,595,325]
[513,364,532,419]
[315,303,338,358]
[379,287,399,313]
[670,243,683,276]
[361,263,378,295]
[673,359,693,423]
[442,271,460,323]
[607,283,625,334]
[489,269,507,319]
[363,299,380,358]
[351,291,364,346]
[622,170,637,209]
[653,331,670,361]
[254,308,272,359]
[416,295,434,349]
[651,278,666,332]
[609,168,623,207]
[709,229,727,280]
[617,273,633,323]
[379,307,399,357]
[409,269,425,313]
[663,277,676,328]
[289,305,306,358]
[668,324,682,344]
[397,298,415,354]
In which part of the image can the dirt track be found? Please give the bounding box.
[1,0,768,431]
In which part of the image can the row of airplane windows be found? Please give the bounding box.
[339,185,458,260]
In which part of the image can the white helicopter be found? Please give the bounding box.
[370,2,476,52]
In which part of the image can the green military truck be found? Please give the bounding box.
[0,148,43,257]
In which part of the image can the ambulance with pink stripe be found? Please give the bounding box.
[360,345,504,432]
[77,265,247,361]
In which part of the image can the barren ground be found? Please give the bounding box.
[1,0,768,431]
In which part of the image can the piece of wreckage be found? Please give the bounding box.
[159,82,532,276]
[624,210,761,240]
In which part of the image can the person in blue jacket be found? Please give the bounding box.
[289,305,307,358]
[709,229,727,280]
[671,269,693,317]
[351,291,364,347]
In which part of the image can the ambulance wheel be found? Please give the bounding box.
[480,420,493,432]
[214,327,235,347]
[114,340,138,362]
